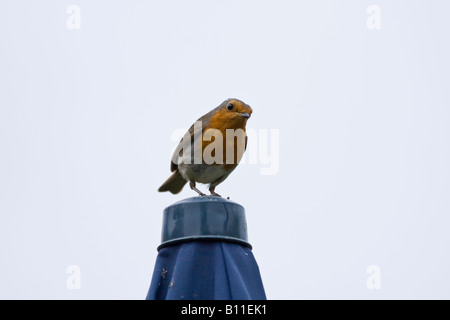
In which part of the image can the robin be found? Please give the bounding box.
[158,98,253,197]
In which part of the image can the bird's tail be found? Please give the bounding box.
[158,170,187,194]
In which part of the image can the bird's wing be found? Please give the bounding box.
[169,107,220,172]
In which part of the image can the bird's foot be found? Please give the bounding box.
[210,192,221,197]
[209,187,221,197]
[190,181,206,196]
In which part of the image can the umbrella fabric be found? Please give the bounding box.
[146,241,266,300]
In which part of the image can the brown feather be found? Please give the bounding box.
[158,170,187,194]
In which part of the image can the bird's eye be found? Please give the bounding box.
[227,103,234,111]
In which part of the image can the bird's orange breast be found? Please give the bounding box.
[202,109,248,170]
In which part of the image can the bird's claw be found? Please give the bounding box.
[209,192,221,197]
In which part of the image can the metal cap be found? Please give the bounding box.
[158,196,251,251]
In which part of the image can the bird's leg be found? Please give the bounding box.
[209,186,221,197]
[190,181,206,196]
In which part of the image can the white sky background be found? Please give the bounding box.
[1,1,449,299]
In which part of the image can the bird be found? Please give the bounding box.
[158,98,253,197]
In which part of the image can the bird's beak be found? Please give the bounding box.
[240,112,251,119]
